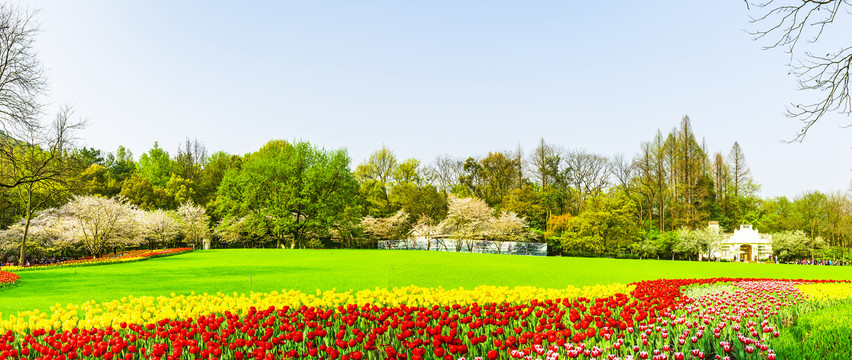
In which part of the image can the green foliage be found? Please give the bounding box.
[502,184,549,231]
[388,182,447,223]
[358,179,394,218]
[137,142,173,188]
[119,174,168,210]
[216,140,358,248]
[104,146,136,184]
[393,158,422,185]
[559,192,638,257]
[198,151,240,207]
[457,152,522,207]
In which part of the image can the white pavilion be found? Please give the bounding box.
[709,222,773,262]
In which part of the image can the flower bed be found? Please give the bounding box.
[0,277,848,360]
[0,271,18,289]
[3,248,193,272]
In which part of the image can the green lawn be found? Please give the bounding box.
[2,249,851,315]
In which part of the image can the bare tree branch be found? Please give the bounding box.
[749,0,852,141]
[0,3,45,136]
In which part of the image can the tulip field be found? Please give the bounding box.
[1,250,852,360]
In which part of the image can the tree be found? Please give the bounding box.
[564,150,611,214]
[771,229,826,261]
[164,174,198,206]
[215,215,252,247]
[428,155,462,194]
[393,158,422,185]
[478,151,522,207]
[137,142,173,188]
[177,201,209,248]
[0,4,44,143]
[529,138,562,190]
[502,184,549,230]
[728,142,751,200]
[487,211,527,242]
[119,174,168,210]
[559,192,637,257]
[671,116,708,229]
[794,191,829,240]
[354,145,397,184]
[437,196,493,250]
[674,227,722,261]
[9,106,83,265]
[388,182,447,222]
[354,146,399,217]
[749,0,852,141]
[139,209,179,249]
[711,152,730,211]
[57,195,140,257]
[73,147,105,168]
[174,138,207,183]
[727,141,754,225]
[198,151,240,206]
[822,191,852,247]
[216,140,358,248]
[77,164,110,196]
[360,210,410,241]
[104,146,136,186]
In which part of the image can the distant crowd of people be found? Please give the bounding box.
[794,259,849,266]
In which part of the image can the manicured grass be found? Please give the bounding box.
[2,249,851,315]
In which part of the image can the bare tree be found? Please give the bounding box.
[174,138,207,182]
[749,0,852,141]
[0,4,44,138]
[564,150,611,212]
[528,138,563,190]
[428,155,462,193]
[728,141,752,200]
[11,106,84,265]
[712,152,729,204]
[610,153,636,195]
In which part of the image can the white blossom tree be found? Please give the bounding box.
[57,195,140,257]
[772,230,827,262]
[409,216,441,250]
[139,209,179,249]
[439,196,492,239]
[360,210,410,241]
[437,196,493,251]
[674,227,722,261]
[177,201,210,248]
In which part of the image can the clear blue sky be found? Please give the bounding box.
[13,1,852,198]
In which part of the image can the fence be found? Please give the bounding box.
[377,239,547,256]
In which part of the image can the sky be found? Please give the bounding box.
[9,1,852,198]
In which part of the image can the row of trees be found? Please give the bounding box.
[3,116,852,263]
[0,196,209,261]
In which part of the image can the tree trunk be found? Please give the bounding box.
[18,202,32,266]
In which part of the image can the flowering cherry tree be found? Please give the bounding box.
[360,210,410,242]
[177,201,210,249]
[57,195,140,257]
[138,209,180,249]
